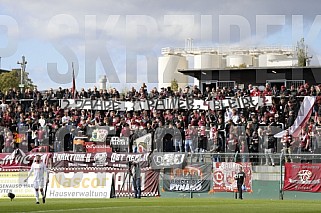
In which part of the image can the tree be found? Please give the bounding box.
[296,38,312,67]
[239,63,247,68]
[171,79,179,92]
[23,70,35,89]
[0,69,35,92]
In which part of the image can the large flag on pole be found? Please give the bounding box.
[274,96,316,138]
[71,62,76,99]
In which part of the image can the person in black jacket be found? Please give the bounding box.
[265,128,276,166]
[131,161,141,199]
[234,166,246,200]
[154,121,165,152]
[173,122,183,152]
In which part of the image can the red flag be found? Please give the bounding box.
[72,63,76,99]
[284,163,321,192]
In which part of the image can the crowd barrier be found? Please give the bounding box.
[159,152,321,200]
[1,151,321,200]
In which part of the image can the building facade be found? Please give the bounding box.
[157,46,314,91]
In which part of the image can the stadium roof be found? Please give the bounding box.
[178,66,321,86]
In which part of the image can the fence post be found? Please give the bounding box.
[234,151,239,162]
[190,153,193,198]
[279,152,284,200]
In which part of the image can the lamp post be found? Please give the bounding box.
[17,56,27,93]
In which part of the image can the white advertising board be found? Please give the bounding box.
[47,172,114,198]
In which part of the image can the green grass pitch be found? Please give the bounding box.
[0,198,321,213]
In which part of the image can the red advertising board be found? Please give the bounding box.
[212,162,252,192]
[283,163,321,192]
[85,142,112,153]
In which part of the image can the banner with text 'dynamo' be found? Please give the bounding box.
[163,163,211,193]
[47,172,114,198]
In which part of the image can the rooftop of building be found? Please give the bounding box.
[161,45,296,56]
[179,66,321,72]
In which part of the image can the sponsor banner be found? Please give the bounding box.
[212,162,252,192]
[283,163,321,192]
[149,152,187,169]
[0,149,51,170]
[0,168,160,199]
[52,152,150,169]
[60,96,272,111]
[163,163,211,192]
[0,172,35,198]
[48,167,159,198]
[85,142,112,153]
[47,172,113,198]
[134,133,152,153]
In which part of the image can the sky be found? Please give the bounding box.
[0,0,321,91]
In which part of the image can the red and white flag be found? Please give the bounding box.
[274,96,315,138]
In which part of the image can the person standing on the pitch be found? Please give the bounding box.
[131,161,141,199]
[234,166,246,200]
[24,155,49,204]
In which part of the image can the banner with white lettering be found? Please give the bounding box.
[60,98,197,111]
[60,96,272,111]
[51,152,150,169]
[113,167,159,197]
[163,163,211,192]
[283,163,321,192]
[110,137,129,152]
[149,152,187,169]
[212,162,252,193]
[0,150,51,170]
[85,142,112,153]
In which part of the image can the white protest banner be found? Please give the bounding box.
[60,96,272,111]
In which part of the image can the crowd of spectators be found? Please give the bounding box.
[1,82,321,165]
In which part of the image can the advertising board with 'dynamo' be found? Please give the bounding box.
[0,172,35,198]
[47,172,114,198]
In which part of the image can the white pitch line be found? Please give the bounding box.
[23,206,165,213]
[22,205,215,213]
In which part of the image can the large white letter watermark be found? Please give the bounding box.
[47,14,79,84]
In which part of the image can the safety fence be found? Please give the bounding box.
[1,150,321,200]
[159,152,321,200]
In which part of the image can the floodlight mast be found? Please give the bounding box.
[17,56,27,93]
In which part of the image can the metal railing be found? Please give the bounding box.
[164,152,321,199]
